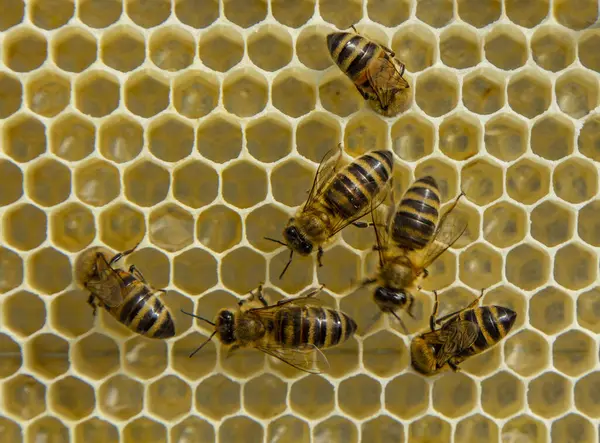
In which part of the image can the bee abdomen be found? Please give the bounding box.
[392,176,441,249]
[460,306,516,356]
[324,150,393,218]
[327,33,379,80]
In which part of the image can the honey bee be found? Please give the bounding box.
[266,146,394,279]
[327,26,410,117]
[75,244,175,339]
[182,285,357,373]
[362,177,466,333]
[411,289,517,375]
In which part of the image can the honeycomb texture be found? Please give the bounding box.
[0,1,599,442]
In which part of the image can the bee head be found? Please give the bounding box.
[410,336,438,375]
[374,286,409,311]
[216,309,236,345]
[74,246,113,289]
[283,225,313,256]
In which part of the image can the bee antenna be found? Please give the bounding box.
[278,249,294,280]
[180,309,216,326]
[264,237,288,247]
[189,331,218,358]
[389,310,409,335]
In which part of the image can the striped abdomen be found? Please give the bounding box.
[108,270,175,339]
[324,150,393,219]
[274,306,357,350]
[392,176,441,250]
[455,306,516,360]
[327,32,382,89]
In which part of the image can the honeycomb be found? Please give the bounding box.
[0,0,599,442]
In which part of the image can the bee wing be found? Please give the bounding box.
[88,255,125,307]
[435,320,479,366]
[304,146,344,211]
[258,343,330,374]
[366,56,410,111]
[417,210,467,270]
[371,200,394,268]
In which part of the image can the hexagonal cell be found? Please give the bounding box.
[99,203,146,252]
[415,159,459,204]
[75,71,120,117]
[243,374,287,419]
[171,416,215,443]
[319,0,362,28]
[0,417,22,443]
[50,290,94,338]
[245,204,287,251]
[580,31,600,72]
[147,375,191,421]
[123,417,167,443]
[249,24,293,71]
[198,25,244,72]
[556,159,597,205]
[101,25,145,73]
[505,244,549,291]
[219,416,263,443]
[149,26,195,71]
[416,69,458,117]
[362,416,405,443]
[172,332,216,380]
[4,27,47,72]
[484,114,528,162]
[0,333,21,379]
[294,25,332,71]
[409,415,452,443]
[74,418,119,443]
[28,247,71,295]
[125,71,170,118]
[267,416,309,443]
[246,114,292,163]
[194,373,240,420]
[3,291,45,337]
[148,204,193,252]
[502,415,547,443]
[72,333,119,381]
[505,329,549,377]
[385,373,429,419]
[366,0,409,26]
[272,69,316,118]
[79,0,122,28]
[506,159,550,205]
[27,158,71,207]
[0,73,22,118]
[575,372,600,418]
[455,414,499,443]
[172,161,218,210]
[318,71,362,117]
[529,286,572,335]
[196,114,242,163]
[126,0,170,28]
[123,336,168,379]
[579,114,600,161]
[98,115,143,163]
[554,330,595,377]
[52,28,97,73]
[50,114,95,162]
[459,243,503,289]
[558,70,599,119]
[555,242,597,290]
[439,113,480,161]
[173,248,218,294]
[222,0,266,27]
[481,371,524,419]
[221,247,266,294]
[552,414,595,443]
[415,0,453,27]
[3,114,46,163]
[0,160,22,207]
[3,374,45,419]
[508,70,552,119]
[484,25,527,71]
[316,245,360,294]
[464,160,504,206]
[49,376,95,421]
[0,0,24,30]
[342,113,388,157]
[270,159,312,208]
[531,116,574,161]
[51,203,95,252]
[337,375,381,420]
[222,160,268,209]
[440,26,481,69]
[223,70,268,117]
[148,115,193,163]
[483,202,527,248]
[27,416,69,442]
[554,0,598,30]
[175,0,218,28]
[124,160,169,207]
[457,0,501,27]
[391,114,433,162]
[30,0,73,30]
[75,159,120,207]
[531,26,575,73]
[0,246,23,293]
[577,287,600,334]
[531,200,573,247]
[505,0,549,27]
[173,71,219,119]
[432,372,476,418]
[363,330,408,377]
[529,372,571,418]
[25,70,70,118]
[314,415,358,443]
[463,70,504,115]
[288,375,333,419]
[3,203,47,251]
[579,200,600,247]
[272,0,314,27]
[27,333,70,379]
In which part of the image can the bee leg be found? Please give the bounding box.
[448,360,460,372]
[360,278,377,288]
[352,221,370,228]
[317,247,324,267]
[353,84,369,100]
[108,241,141,266]
[255,285,268,307]
[87,294,98,317]
[430,290,440,331]
[128,265,148,283]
